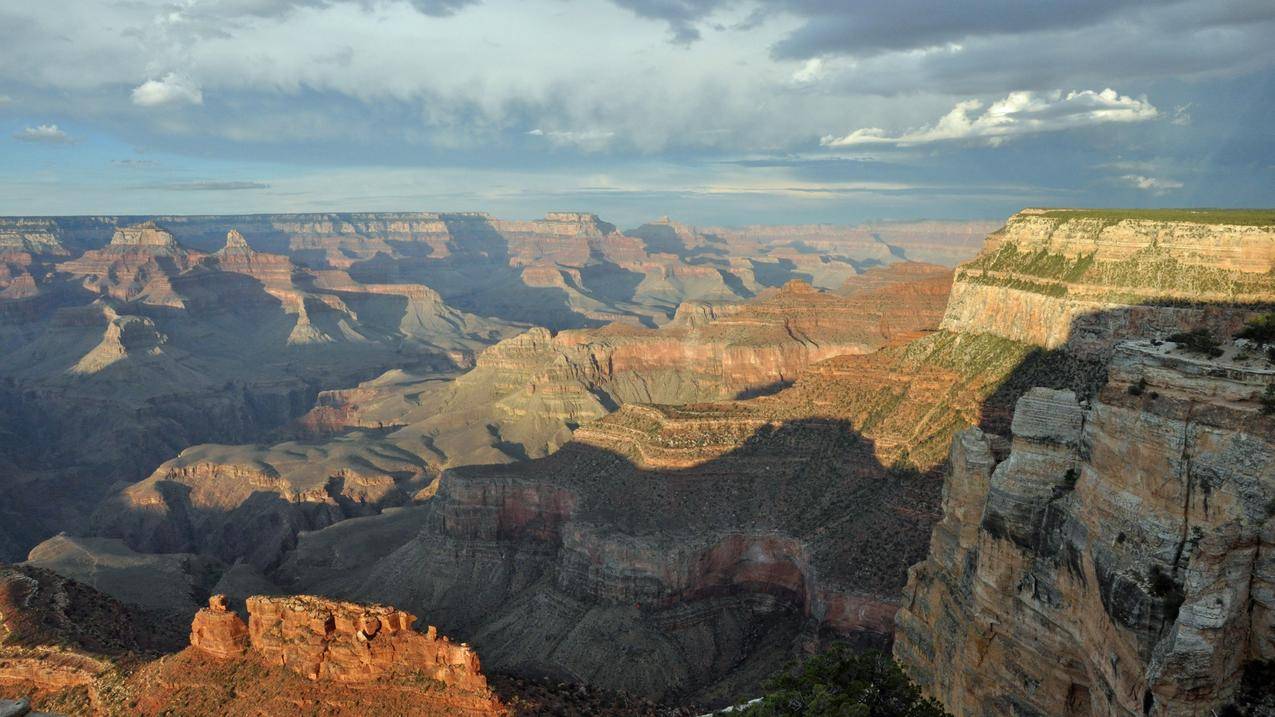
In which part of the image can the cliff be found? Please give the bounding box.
[895,342,1275,715]
[942,208,1275,355]
[894,208,1275,716]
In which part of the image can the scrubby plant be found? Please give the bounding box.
[1219,659,1275,716]
[735,647,950,717]
[1167,329,1224,358]
[1236,313,1275,344]
[1262,384,1275,416]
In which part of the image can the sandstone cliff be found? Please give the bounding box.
[895,342,1275,715]
[942,208,1275,355]
[893,208,1275,716]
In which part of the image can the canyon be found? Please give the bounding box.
[0,211,981,562]
[4,207,1275,715]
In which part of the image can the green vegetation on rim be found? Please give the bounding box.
[961,242,1275,297]
[1031,208,1275,226]
[735,647,950,717]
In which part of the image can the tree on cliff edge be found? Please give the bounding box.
[736,647,950,717]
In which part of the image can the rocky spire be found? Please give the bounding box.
[217,229,254,255]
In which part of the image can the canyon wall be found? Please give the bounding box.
[894,209,1275,716]
[942,209,1275,356]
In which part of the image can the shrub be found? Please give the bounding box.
[1262,384,1275,416]
[735,647,950,717]
[1236,313,1275,344]
[1128,378,1147,396]
[1148,565,1186,623]
[1219,659,1275,716]
[1167,329,1223,358]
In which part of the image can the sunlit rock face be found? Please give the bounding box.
[941,209,1275,356]
[896,342,1275,716]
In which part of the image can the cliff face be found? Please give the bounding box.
[896,345,1275,716]
[942,209,1275,355]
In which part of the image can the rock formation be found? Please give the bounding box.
[0,567,506,716]
[57,222,200,307]
[0,221,521,562]
[895,342,1275,715]
[180,593,504,713]
[942,208,1275,355]
[188,595,249,659]
[893,209,1275,716]
[81,265,952,574]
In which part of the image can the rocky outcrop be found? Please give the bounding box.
[942,209,1275,356]
[894,340,1275,716]
[181,593,505,713]
[189,595,249,659]
[242,595,490,688]
[0,567,505,716]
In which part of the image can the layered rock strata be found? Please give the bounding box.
[943,208,1275,355]
[895,340,1275,715]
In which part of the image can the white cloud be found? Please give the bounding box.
[822,88,1158,147]
[1121,174,1183,193]
[13,124,73,144]
[791,58,823,84]
[1170,103,1193,126]
[131,73,203,107]
[0,95,12,106]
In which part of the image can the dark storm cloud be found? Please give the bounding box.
[608,0,723,43]
[218,0,481,17]
[767,0,1177,59]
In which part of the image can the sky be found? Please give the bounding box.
[0,0,1272,226]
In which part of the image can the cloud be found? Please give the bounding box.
[1170,103,1193,126]
[791,58,823,85]
[527,128,617,150]
[1121,174,1183,193]
[131,73,203,107]
[13,124,73,144]
[608,0,721,44]
[142,180,270,191]
[769,0,1165,60]
[0,95,12,106]
[822,89,1158,147]
[111,158,158,168]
